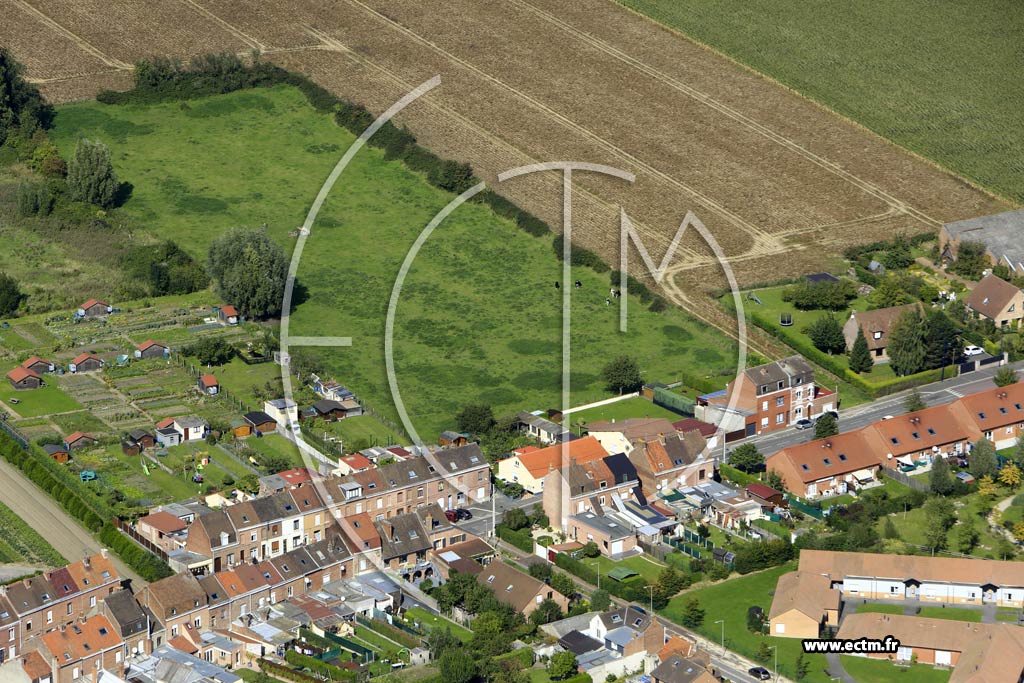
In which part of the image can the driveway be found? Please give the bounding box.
[0,458,144,585]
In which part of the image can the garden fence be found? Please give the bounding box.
[881,466,928,492]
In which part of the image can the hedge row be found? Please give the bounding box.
[719,463,757,487]
[98,524,173,582]
[493,648,534,668]
[362,619,421,649]
[748,310,944,397]
[100,54,683,315]
[496,524,534,553]
[553,552,647,602]
[258,659,322,683]
[0,434,104,530]
[284,650,357,682]
[0,433,173,582]
[561,673,594,683]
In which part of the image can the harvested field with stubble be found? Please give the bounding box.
[0,0,1011,352]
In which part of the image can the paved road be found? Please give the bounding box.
[460,489,540,539]
[739,359,1024,458]
[0,458,144,586]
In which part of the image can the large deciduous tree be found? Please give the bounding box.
[805,312,846,354]
[602,355,643,394]
[0,47,53,144]
[207,226,288,319]
[0,272,24,316]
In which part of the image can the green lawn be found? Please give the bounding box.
[352,626,402,653]
[567,397,684,428]
[589,553,668,584]
[618,0,1024,203]
[51,411,110,437]
[855,603,905,615]
[917,606,983,622]
[840,656,951,683]
[662,563,833,683]
[50,85,740,439]
[405,607,473,643]
[320,415,408,450]
[241,433,303,469]
[203,356,282,412]
[0,382,82,417]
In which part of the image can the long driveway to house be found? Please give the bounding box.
[0,458,144,586]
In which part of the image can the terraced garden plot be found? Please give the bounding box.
[51,410,111,437]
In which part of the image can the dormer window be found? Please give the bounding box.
[873,331,882,339]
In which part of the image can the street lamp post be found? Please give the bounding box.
[714,619,725,655]
[646,585,654,614]
[589,561,601,590]
[768,645,778,682]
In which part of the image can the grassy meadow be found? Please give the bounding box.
[50,86,739,438]
[619,0,1024,202]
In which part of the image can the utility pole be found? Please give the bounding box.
[714,619,725,655]
[768,645,777,682]
[646,585,654,614]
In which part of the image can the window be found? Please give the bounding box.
[838,454,847,461]
[795,389,803,400]
[873,331,882,339]
[67,603,73,615]
[823,458,831,466]
[778,381,785,390]
[250,533,256,542]
[8,628,13,642]
[775,623,785,634]
[801,464,809,471]
[761,418,769,428]
[90,596,96,608]
[24,622,30,632]
[45,611,52,624]
[760,385,769,394]
[171,626,179,637]
[776,396,785,407]
[761,401,768,411]
[194,617,202,628]
[776,413,785,424]
[293,520,300,531]
[417,487,424,498]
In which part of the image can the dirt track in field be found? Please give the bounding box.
[0,0,1009,350]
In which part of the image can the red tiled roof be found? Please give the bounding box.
[278,467,312,484]
[168,635,198,654]
[80,298,107,310]
[22,650,51,680]
[509,436,609,479]
[199,374,218,388]
[21,356,51,369]
[139,511,188,535]
[72,352,100,365]
[65,431,95,446]
[137,340,167,352]
[746,483,782,500]
[7,366,40,383]
[672,418,718,438]
[339,453,372,470]
[40,614,120,661]
[156,417,175,430]
[221,305,238,317]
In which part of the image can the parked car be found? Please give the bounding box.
[748,667,771,681]
[964,345,984,356]
[455,508,472,520]
[444,509,458,523]
[794,418,814,430]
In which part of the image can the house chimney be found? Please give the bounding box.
[100,548,108,560]
[425,512,433,529]
[83,555,91,569]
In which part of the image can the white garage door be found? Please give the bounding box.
[936,651,952,666]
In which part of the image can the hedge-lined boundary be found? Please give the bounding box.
[284,650,357,682]
[496,524,534,553]
[97,53,669,313]
[748,310,944,397]
[0,432,173,582]
[553,552,647,602]
[258,659,322,683]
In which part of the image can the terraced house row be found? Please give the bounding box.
[767,381,1024,498]
[143,443,490,574]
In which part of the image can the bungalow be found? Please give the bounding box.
[496,436,610,494]
[306,399,348,422]
[842,303,924,363]
[966,274,1024,329]
[567,511,637,557]
[43,443,70,463]
[478,559,569,617]
[217,305,239,325]
[244,411,278,434]
[64,431,97,451]
[156,427,182,447]
[768,571,840,639]
[21,356,55,374]
[7,366,43,389]
[515,410,571,444]
[136,340,170,359]
[766,428,883,499]
[69,353,104,373]
[198,374,219,395]
[77,298,110,317]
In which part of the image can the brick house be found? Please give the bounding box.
[36,614,125,683]
[477,560,568,617]
[543,453,641,531]
[766,428,882,499]
[767,571,840,639]
[628,430,712,498]
[696,356,835,436]
[496,436,609,494]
